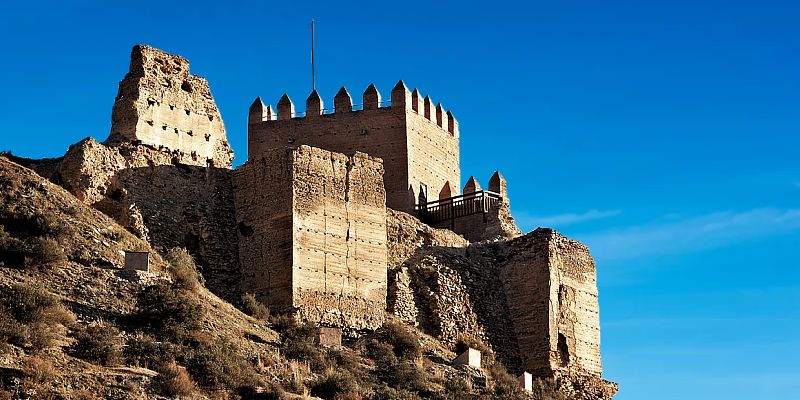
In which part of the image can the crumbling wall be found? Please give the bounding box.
[107,45,233,167]
[56,138,241,300]
[234,145,387,330]
[500,228,602,377]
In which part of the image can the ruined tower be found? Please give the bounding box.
[107,45,234,167]
[247,81,460,213]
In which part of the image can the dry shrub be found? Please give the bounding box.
[155,362,195,397]
[443,376,472,399]
[124,333,176,370]
[26,236,67,267]
[134,283,203,342]
[187,337,258,390]
[310,370,359,399]
[70,389,98,400]
[166,248,200,291]
[378,321,421,360]
[241,293,269,320]
[70,324,124,366]
[280,323,328,373]
[0,284,74,351]
[486,362,526,400]
[23,357,55,384]
[0,307,27,347]
[366,340,427,394]
[2,283,60,323]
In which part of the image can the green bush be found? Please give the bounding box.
[367,340,427,394]
[134,283,203,342]
[310,370,359,400]
[280,322,329,372]
[166,248,200,291]
[187,337,258,390]
[70,324,124,366]
[241,293,269,320]
[124,333,176,369]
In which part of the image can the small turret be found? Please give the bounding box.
[439,181,454,200]
[446,110,458,137]
[488,171,507,198]
[335,87,353,113]
[391,80,411,110]
[436,103,448,129]
[277,94,294,120]
[363,84,381,110]
[411,89,422,113]
[249,97,268,125]
[464,176,482,194]
[306,90,323,117]
[423,95,434,120]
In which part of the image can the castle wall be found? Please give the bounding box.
[247,84,459,213]
[234,145,387,330]
[108,45,233,167]
[232,149,294,310]
[500,229,602,377]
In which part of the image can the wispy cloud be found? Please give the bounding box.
[578,208,800,261]
[515,209,621,229]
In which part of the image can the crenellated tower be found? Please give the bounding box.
[247,81,460,213]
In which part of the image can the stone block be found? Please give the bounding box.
[318,327,343,347]
[124,251,150,272]
[453,348,481,369]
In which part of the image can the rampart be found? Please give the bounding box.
[500,228,603,376]
[233,145,387,330]
[247,81,459,213]
[107,45,234,167]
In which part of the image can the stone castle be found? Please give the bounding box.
[39,45,614,394]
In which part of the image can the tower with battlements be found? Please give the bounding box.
[248,81,460,213]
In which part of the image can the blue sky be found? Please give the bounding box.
[1,1,798,398]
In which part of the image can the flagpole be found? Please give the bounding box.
[311,19,315,92]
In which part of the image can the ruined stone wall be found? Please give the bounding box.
[107,45,233,168]
[234,145,387,330]
[232,151,294,310]
[56,138,241,300]
[500,229,602,377]
[247,83,459,213]
[432,201,521,242]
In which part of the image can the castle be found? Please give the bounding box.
[47,45,612,391]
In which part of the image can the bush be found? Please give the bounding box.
[124,333,176,370]
[1,284,60,323]
[310,370,359,400]
[70,324,124,366]
[27,236,67,266]
[134,283,203,342]
[487,362,526,400]
[379,322,421,360]
[367,340,427,394]
[22,356,55,384]
[241,293,269,320]
[281,322,328,372]
[187,337,258,390]
[443,377,472,399]
[28,322,58,353]
[166,248,200,291]
[0,307,27,347]
[155,362,195,397]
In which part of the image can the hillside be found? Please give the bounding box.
[0,157,575,399]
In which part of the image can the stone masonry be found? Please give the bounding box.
[248,81,459,213]
[233,145,387,330]
[107,45,234,167]
[500,228,603,377]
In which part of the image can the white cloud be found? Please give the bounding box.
[515,209,621,229]
[578,208,800,261]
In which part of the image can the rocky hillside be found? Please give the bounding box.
[0,156,575,399]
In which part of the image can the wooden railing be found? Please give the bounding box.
[416,190,502,225]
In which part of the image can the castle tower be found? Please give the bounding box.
[247,81,460,213]
[107,45,233,168]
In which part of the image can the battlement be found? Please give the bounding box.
[248,81,459,137]
[247,81,461,213]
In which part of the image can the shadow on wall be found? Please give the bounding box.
[58,162,242,302]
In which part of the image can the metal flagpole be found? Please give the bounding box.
[311,19,315,92]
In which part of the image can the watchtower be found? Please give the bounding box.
[247,81,460,213]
